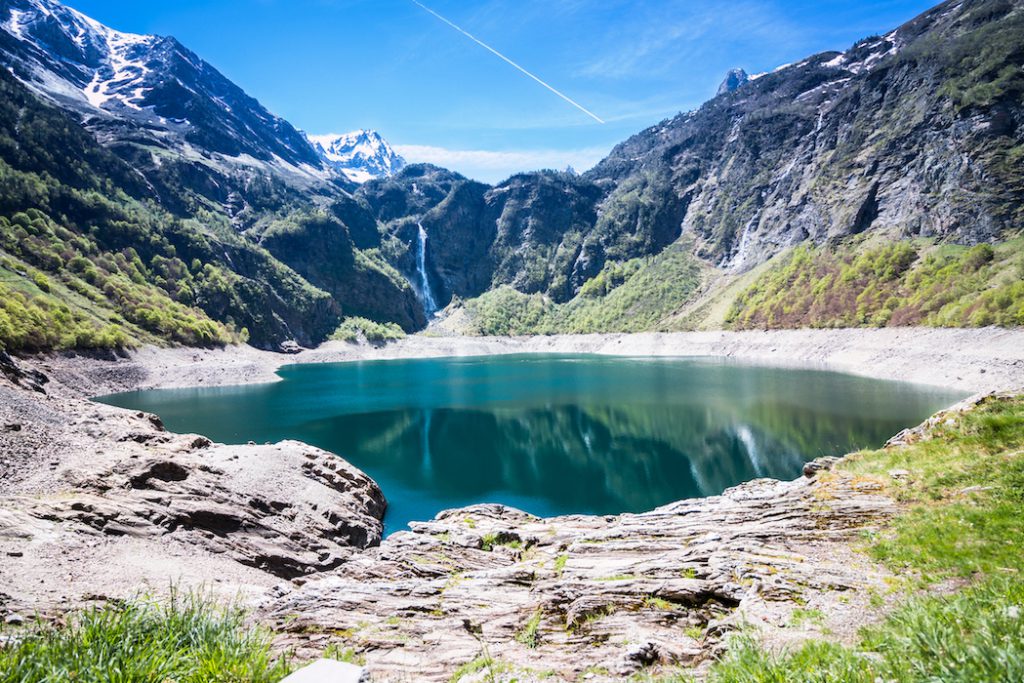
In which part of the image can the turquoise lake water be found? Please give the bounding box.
[98,355,965,535]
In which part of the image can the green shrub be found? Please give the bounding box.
[727,238,1024,329]
[331,316,406,344]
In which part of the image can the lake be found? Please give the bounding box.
[98,354,965,534]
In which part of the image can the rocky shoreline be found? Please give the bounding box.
[2,329,1023,681]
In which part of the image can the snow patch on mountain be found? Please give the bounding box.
[307,130,405,183]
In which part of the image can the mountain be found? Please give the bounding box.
[716,68,750,94]
[0,0,1021,354]
[307,130,405,183]
[0,0,424,351]
[585,0,1023,274]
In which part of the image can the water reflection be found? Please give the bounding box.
[97,355,965,534]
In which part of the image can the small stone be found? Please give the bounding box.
[5,613,25,626]
[3,423,21,432]
[624,641,658,664]
[279,659,369,683]
[1005,605,1021,619]
[803,456,840,478]
[888,469,911,480]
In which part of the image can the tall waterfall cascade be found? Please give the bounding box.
[416,223,439,317]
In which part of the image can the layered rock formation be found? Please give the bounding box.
[0,356,386,615]
[266,467,895,681]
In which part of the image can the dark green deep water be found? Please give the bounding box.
[98,355,965,535]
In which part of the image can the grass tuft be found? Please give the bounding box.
[0,592,292,683]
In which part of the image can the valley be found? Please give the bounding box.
[0,0,1022,680]
[0,0,1021,353]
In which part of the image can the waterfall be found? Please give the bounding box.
[416,222,439,317]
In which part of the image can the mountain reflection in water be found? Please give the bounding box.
[98,355,965,534]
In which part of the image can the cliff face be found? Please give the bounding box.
[585,0,1024,273]
[357,168,606,310]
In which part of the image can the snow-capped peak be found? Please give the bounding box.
[306,130,405,183]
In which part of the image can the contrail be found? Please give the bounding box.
[409,0,605,124]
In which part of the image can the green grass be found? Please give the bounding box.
[480,532,523,551]
[692,394,1024,683]
[707,579,1024,683]
[515,609,543,649]
[841,394,1024,581]
[0,593,292,683]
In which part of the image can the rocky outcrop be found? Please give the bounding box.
[25,438,386,578]
[716,68,750,95]
[0,365,386,614]
[266,462,895,682]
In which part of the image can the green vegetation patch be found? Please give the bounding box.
[331,316,406,344]
[841,394,1024,580]
[707,579,1024,683]
[727,238,1024,329]
[0,594,292,683]
[515,609,543,649]
[464,242,704,335]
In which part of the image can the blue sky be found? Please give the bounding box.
[72,0,937,183]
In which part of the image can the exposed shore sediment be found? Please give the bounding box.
[42,327,1024,396]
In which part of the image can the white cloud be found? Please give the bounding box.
[393,144,610,184]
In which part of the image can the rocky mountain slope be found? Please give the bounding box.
[0,0,426,349]
[586,0,1023,272]
[0,0,330,201]
[340,0,1022,333]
